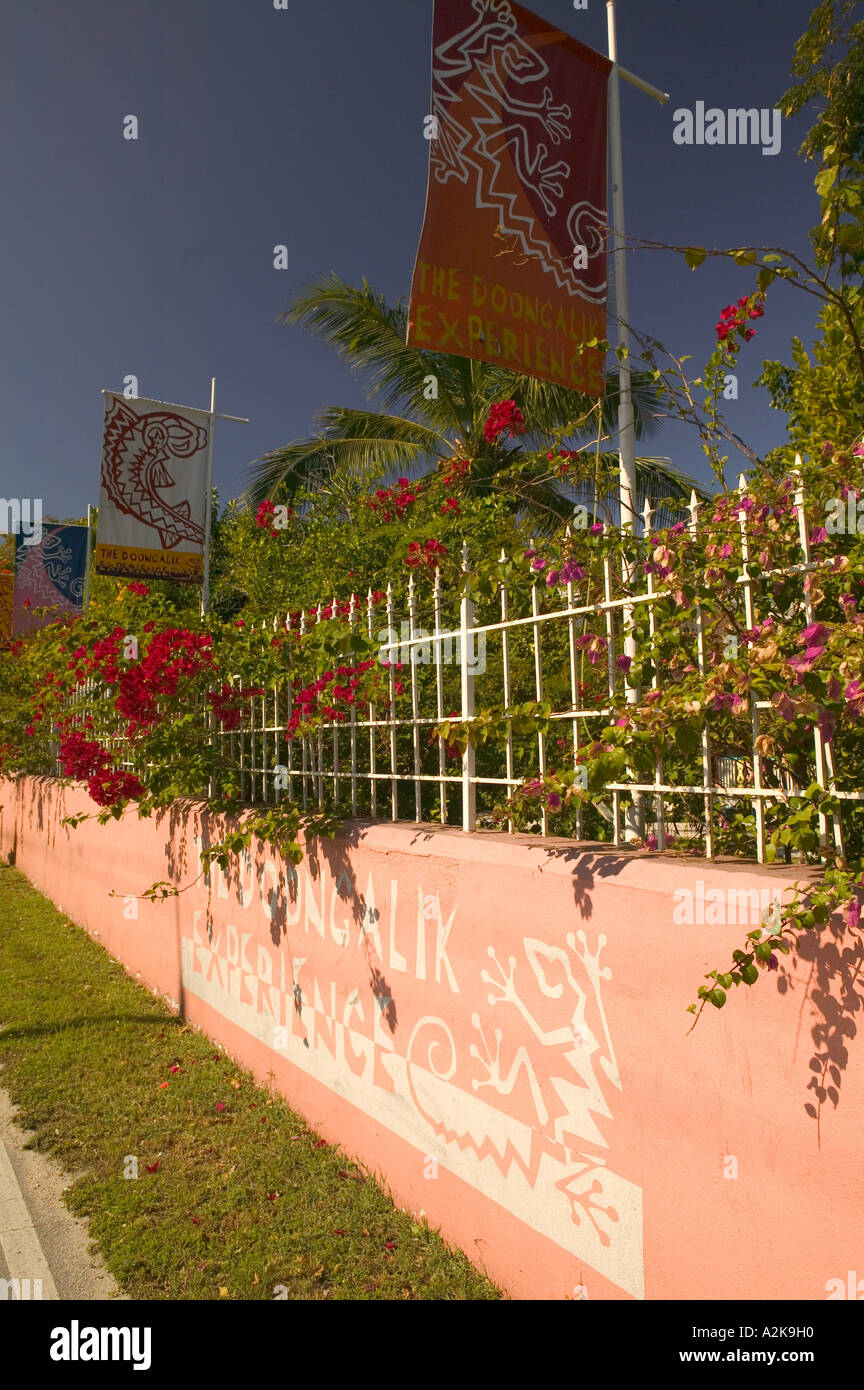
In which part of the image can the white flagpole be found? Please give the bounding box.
[605,1,667,838]
[201,377,217,617]
[83,504,94,615]
[606,0,636,535]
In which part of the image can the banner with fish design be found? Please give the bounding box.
[13,524,89,635]
[94,393,211,581]
[407,0,611,395]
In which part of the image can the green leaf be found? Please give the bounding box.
[684,247,707,270]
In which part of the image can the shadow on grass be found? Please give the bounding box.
[0,1014,183,1043]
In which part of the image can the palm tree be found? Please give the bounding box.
[247,275,707,532]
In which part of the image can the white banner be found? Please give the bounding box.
[94,393,211,581]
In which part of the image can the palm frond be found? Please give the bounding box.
[280,275,468,432]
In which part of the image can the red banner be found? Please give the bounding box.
[408,0,611,395]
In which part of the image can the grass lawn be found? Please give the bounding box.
[0,864,502,1300]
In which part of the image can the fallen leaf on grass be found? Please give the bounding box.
[219,1287,229,1298]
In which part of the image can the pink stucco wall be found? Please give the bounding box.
[1,775,861,1301]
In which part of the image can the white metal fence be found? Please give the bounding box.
[63,470,864,863]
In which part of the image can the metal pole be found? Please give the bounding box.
[617,63,668,106]
[607,2,644,839]
[83,504,93,616]
[200,377,217,617]
[606,1,636,536]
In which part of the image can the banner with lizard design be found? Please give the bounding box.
[94,393,210,581]
[407,0,611,395]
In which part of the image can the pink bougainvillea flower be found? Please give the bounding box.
[559,560,584,584]
[158,1082,169,1090]
[547,792,562,811]
[644,834,658,852]
[214,1102,226,1112]
[767,953,778,971]
[616,655,632,673]
[800,623,830,650]
[589,522,604,535]
[145,1161,160,1174]
[314,1139,328,1149]
[845,679,864,718]
[191,1217,201,1226]
[334,1229,346,1236]
[817,710,835,743]
[266,1192,278,1202]
[384,1241,397,1252]
[170,1064,181,1074]
[772,691,796,722]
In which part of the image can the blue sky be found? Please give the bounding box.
[0,0,826,520]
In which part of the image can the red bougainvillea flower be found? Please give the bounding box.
[715,294,765,348]
[214,1102,226,1112]
[125,582,150,596]
[404,538,448,572]
[145,1161,160,1173]
[483,399,526,444]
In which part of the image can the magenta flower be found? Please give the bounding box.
[772,691,796,722]
[617,655,632,673]
[547,792,562,811]
[817,709,835,743]
[560,560,585,583]
[845,899,861,930]
[845,680,864,718]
